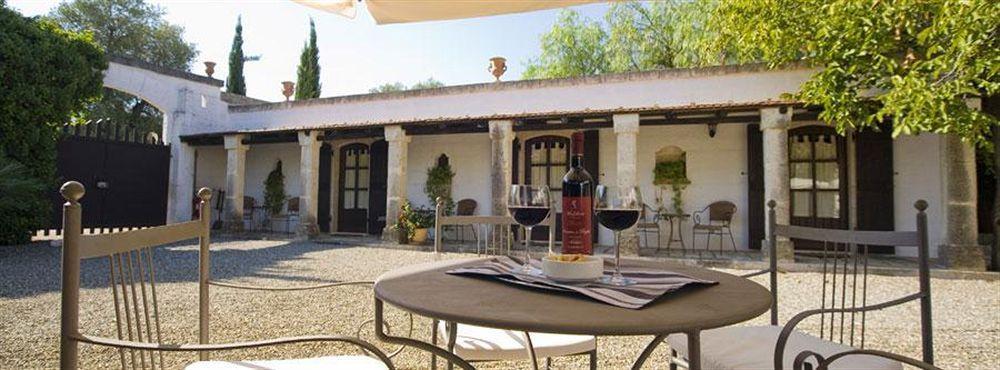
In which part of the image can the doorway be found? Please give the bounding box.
[337,143,370,233]
[788,126,849,249]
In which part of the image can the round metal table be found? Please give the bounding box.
[373,258,771,370]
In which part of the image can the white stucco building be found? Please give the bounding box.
[103,56,986,269]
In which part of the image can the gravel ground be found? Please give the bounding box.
[1,239,997,369]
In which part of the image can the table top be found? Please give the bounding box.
[374,258,771,336]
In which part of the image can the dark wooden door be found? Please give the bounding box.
[746,124,765,250]
[855,127,895,253]
[51,135,169,228]
[583,130,600,243]
[337,143,370,233]
[318,143,333,233]
[789,126,849,250]
[368,140,388,234]
[525,135,570,241]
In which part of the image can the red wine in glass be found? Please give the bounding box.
[510,206,551,227]
[596,209,640,231]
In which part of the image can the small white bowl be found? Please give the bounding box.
[542,255,604,282]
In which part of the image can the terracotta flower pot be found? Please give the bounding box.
[411,228,429,244]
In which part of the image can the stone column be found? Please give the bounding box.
[760,107,794,261]
[164,112,195,223]
[298,131,321,237]
[940,98,985,270]
[383,125,411,239]
[613,114,640,255]
[223,134,248,231]
[489,120,514,216]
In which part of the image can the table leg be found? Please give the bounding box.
[523,331,540,370]
[630,334,666,370]
[374,298,474,370]
[430,319,439,369]
[687,330,701,370]
[446,321,457,370]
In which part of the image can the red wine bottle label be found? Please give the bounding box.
[561,196,593,254]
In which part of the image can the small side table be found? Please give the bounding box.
[660,213,690,251]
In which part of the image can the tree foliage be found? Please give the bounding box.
[264,160,287,216]
[0,4,106,244]
[704,0,999,143]
[48,0,198,135]
[295,18,321,100]
[523,2,721,79]
[369,78,444,93]
[227,16,247,95]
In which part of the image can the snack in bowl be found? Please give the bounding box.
[542,254,604,282]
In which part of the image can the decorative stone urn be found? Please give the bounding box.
[203,61,216,78]
[281,81,295,101]
[489,57,507,81]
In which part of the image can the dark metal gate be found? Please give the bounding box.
[47,123,170,231]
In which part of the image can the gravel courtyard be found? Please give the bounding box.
[2,239,997,369]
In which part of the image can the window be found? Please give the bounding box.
[789,130,843,221]
[341,144,370,210]
[525,136,569,207]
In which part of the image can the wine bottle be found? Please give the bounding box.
[561,131,594,254]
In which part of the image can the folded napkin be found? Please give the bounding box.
[447,256,717,309]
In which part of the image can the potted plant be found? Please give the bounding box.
[410,206,435,244]
[263,160,287,229]
[425,154,455,214]
[390,201,415,244]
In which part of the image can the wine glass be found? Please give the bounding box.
[595,185,642,286]
[508,184,551,274]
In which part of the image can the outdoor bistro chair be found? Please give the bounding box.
[242,196,258,232]
[665,200,934,370]
[691,201,737,252]
[57,181,396,370]
[431,198,597,370]
[267,197,300,234]
[451,198,479,243]
[637,203,662,251]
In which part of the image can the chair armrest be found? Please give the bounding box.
[774,292,924,370]
[207,280,373,291]
[793,349,941,370]
[691,207,709,225]
[740,269,771,278]
[70,333,394,368]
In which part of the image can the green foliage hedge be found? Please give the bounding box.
[0,4,106,244]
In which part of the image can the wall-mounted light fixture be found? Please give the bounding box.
[707,123,718,138]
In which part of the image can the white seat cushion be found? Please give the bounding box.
[666,325,902,370]
[185,355,388,370]
[439,322,596,361]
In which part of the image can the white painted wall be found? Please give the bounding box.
[894,134,945,257]
[194,147,226,194]
[406,133,492,212]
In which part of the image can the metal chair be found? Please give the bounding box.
[637,203,662,251]
[242,196,257,232]
[451,199,478,243]
[691,201,737,251]
[431,198,597,370]
[57,181,395,370]
[666,200,933,370]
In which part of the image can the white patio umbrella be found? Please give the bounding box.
[292,0,603,24]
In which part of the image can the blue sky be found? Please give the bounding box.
[9,0,611,102]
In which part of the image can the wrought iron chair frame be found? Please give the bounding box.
[668,199,933,370]
[637,203,662,251]
[57,181,400,370]
[691,201,738,252]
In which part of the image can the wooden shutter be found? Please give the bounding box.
[746,124,765,250]
[512,138,520,184]
[855,128,894,231]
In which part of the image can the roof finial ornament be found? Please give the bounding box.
[489,57,507,82]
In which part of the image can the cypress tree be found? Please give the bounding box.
[295,18,321,100]
[226,16,246,95]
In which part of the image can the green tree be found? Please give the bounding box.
[227,16,247,95]
[0,4,106,244]
[263,160,286,216]
[295,18,321,100]
[48,0,198,135]
[368,78,444,93]
[523,2,721,79]
[703,0,998,142]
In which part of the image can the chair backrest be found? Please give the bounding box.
[455,199,477,216]
[764,200,932,365]
[707,201,736,222]
[433,197,554,256]
[287,197,300,214]
[59,181,214,370]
